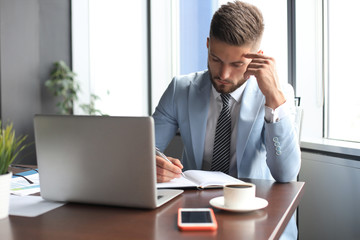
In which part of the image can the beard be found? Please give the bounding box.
[208,63,245,94]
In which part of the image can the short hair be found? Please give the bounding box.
[210,1,264,47]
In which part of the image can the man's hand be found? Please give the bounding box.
[244,53,286,109]
[156,155,183,183]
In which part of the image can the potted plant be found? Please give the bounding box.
[45,61,79,115]
[0,121,28,219]
[45,60,106,115]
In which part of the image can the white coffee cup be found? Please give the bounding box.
[223,183,256,208]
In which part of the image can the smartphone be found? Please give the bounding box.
[177,208,218,231]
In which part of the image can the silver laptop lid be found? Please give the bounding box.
[34,115,159,208]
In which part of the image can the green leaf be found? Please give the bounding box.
[0,121,29,175]
[45,61,79,114]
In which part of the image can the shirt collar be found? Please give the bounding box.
[211,81,248,103]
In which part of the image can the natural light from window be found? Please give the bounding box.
[327,0,360,142]
[88,0,148,116]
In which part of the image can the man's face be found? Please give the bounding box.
[207,37,255,94]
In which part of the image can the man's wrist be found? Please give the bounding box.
[264,90,286,109]
[264,100,290,123]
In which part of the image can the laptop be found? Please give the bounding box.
[34,115,183,209]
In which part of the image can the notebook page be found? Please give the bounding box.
[184,170,244,188]
[156,175,197,188]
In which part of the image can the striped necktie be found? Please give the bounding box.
[210,93,231,173]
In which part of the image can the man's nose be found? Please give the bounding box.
[219,64,231,80]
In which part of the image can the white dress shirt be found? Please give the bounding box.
[202,81,290,177]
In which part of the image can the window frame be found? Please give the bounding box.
[296,0,360,155]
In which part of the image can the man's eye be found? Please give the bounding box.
[232,63,244,68]
[211,57,220,62]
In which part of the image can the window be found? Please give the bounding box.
[178,1,217,75]
[152,0,289,114]
[73,0,179,116]
[296,0,324,140]
[72,0,149,116]
[73,0,290,117]
[297,0,360,143]
[150,0,179,114]
[326,0,360,142]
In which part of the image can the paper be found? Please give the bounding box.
[9,195,65,217]
[11,172,40,196]
[157,170,244,189]
[157,175,199,188]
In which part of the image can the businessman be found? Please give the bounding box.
[153,2,301,238]
[153,0,300,183]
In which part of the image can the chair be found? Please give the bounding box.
[164,131,184,160]
[294,97,303,142]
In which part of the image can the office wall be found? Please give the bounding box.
[0,0,71,164]
[298,151,360,239]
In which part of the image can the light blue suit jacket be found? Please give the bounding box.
[153,70,301,182]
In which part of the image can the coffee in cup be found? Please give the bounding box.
[223,183,256,208]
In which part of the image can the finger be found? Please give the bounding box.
[156,157,182,183]
[244,53,272,60]
[157,173,180,183]
[156,165,181,178]
[248,58,272,65]
[243,53,263,59]
[244,67,269,81]
[167,156,184,169]
[156,156,182,174]
[244,68,256,76]
[246,62,266,69]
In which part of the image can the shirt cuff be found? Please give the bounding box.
[264,101,290,123]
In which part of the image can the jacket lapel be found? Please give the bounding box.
[188,72,211,169]
[236,78,265,167]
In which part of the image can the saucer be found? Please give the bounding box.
[209,196,268,213]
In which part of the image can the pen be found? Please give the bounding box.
[155,147,185,177]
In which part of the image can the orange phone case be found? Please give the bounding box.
[177,208,218,231]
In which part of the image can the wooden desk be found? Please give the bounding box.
[1,172,304,240]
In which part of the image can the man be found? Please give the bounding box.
[153,2,300,238]
[153,1,300,183]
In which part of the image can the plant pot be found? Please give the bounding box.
[0,172,12,219]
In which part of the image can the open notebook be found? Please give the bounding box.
[157,170,244,189]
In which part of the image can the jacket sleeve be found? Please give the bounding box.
[264,84,301,182]
[152,78,179,152]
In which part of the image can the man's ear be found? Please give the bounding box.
[206,37,210,49]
